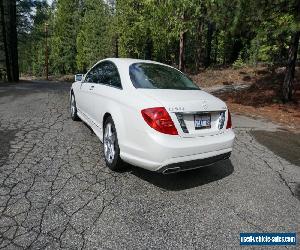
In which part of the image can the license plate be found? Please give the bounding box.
[194,114,211,129]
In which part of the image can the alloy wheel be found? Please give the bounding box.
[104,123,116,163]
[70,95,76,117]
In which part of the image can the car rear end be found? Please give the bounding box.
[137,90,234,173]
[162,111,233,174]
[119,60,235,173]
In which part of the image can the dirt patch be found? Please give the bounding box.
[215,67,299,106]
[192,66,300,131]
[225,102,300,131]
[191,66,257,88]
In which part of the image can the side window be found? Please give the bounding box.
[85,61,122,89]
[101,62,122,88]
[85,65,99,83]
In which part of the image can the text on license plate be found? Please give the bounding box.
[194,114,211,129]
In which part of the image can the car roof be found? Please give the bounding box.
[86,58,182,90]
[104,58,166,67]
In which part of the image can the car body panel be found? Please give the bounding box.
[71,58,235,172]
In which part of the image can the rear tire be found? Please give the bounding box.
[103,116,123,171]
[70,92,80,121]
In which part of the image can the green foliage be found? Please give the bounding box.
[248,13,295,63]
[32,43,46,75]
[17,0,300,75]
[51,0,81,74]
[232,54,246,68]
[18,0,51,75]
[116,0,149,58]
[76,0,113,72]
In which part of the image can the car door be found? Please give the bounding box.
[88,61,123,130]
[77,65,99,120]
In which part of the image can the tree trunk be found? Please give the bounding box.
[195,1,206,71]
[195,20,203,70]
[178,12,186,72]
[114,35,119,58]
[8,0,18,81]
[282,31,300,102]
[0,0,19,82]
[214,31,218,64]
[282,0,300,102]
[0,0,11,81]
[204,22,214,68]
[179,30,186,71]
[144,29,153,60]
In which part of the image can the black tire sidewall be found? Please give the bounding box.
[70,93,79,121]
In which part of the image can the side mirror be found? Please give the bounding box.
[75,74,84,82]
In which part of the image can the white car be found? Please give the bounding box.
[70,58,235,174]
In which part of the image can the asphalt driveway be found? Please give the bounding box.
[0,81,299,249]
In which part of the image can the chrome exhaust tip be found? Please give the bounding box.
[162,167,181,174]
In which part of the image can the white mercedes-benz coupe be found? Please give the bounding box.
[70,58,235,174]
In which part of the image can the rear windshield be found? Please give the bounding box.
[129,63,200,90]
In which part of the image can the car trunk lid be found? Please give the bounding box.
[137,89,228,137]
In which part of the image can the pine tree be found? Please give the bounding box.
[18,0,50,75]
[76,0,113,72]
[51,0,80,74]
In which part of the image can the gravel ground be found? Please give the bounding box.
[0,81,299,249]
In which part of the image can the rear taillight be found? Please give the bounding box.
[141,107,178,135]
[226,110,232,129]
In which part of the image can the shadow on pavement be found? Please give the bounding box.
[295,184,300,200]
[126,159,234,191]
[0,80,71,98]
[251,130,300,166]
[0,129,17,166]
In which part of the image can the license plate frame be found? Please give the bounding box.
[194,113,211,130]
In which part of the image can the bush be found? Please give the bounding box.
[233,54,246,68]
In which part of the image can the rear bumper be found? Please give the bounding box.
[157,152,231,174]
[120,129,235,172]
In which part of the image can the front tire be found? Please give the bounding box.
[103,117,123,171]
[70,92,79,121]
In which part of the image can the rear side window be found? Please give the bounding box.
[85,66,98,83]
[100,62,122,88]
[85,61,122,89]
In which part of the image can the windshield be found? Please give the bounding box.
[129,63,200,90]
